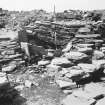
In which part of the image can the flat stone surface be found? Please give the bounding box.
[62,42,72,52]
[61,95,95,105]
[78,63,96,73]
[38,60,50,66]
[65,69,84,78]
[92,60,105,69]
[63,90,72,94]
[64,51,88,60]
[2,64,16,72]
[56,80,76,88]
[51,57,72,67]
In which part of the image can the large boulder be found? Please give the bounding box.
[51,57,73,67]
[78,63,96,73]
[64,51,87,59]
[64,51,88,63]
[61,66,81,73]
[65,69,85,78]
[60,66,85,81]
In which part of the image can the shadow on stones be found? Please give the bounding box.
[73,69,105,88]
[0,83,27,105]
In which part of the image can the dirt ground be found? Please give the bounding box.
[11,73,65,105]
[22,76,65,105]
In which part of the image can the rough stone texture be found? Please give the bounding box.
[93,50,104,60]
[78,63,96,73]
[92,60,105,69]
[2,64,16,72]
[64,51,88,62]
[51,57,73,67]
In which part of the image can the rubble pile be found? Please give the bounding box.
[30,22,105,105]
[0,34,25,73]
[1,7,105,105]
[28,21,87,48]
[1,20,105,105]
